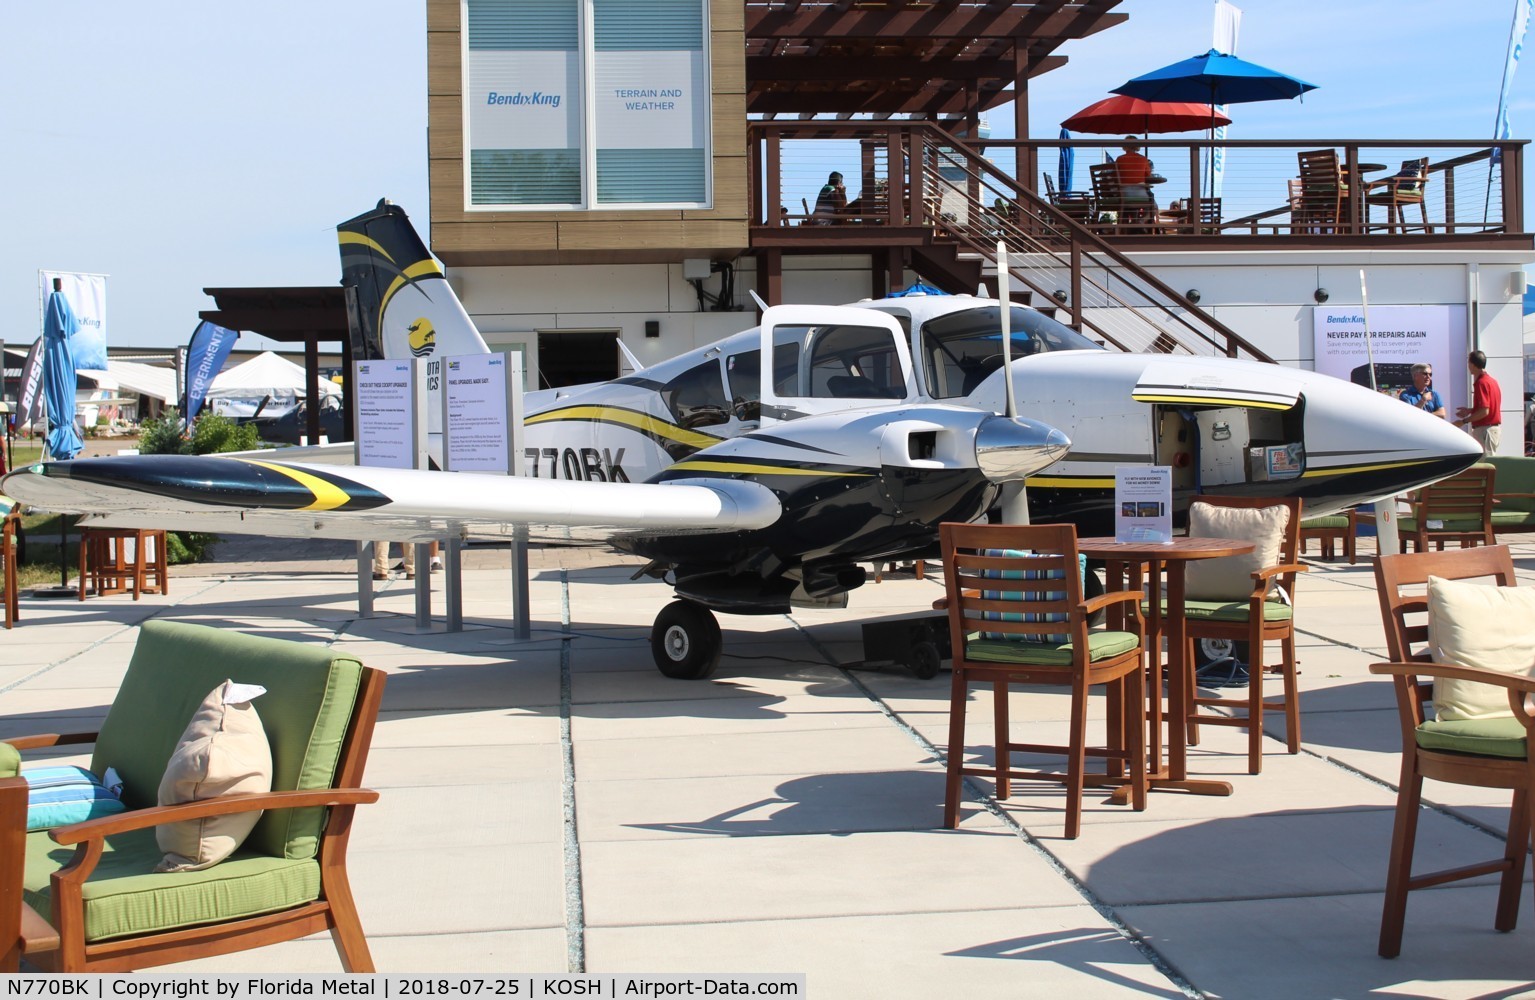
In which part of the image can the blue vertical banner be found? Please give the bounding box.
[1493,0,1533,168]
[1210,0,1242,198]
[182,320,240,427]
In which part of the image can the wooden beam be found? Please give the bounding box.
[747,6,1122,41]
[747,54,1024,83]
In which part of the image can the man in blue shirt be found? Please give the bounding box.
[1397,362,1445,418]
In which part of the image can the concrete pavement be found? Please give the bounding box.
[6,535,1535,997]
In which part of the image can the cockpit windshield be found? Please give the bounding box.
[918,305,1103,399]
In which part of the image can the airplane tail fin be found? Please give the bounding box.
[337,200,490,363]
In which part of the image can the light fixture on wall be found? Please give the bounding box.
[645,320,660,338]
[1313,288,1330,304]
[1185,289,1201,304]
[1512,270,1528,296]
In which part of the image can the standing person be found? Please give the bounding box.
[812,171,847,222]
[1454,350,1503,454]
[1397,362,1446,418]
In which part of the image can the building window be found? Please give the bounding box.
[463,0,711,211]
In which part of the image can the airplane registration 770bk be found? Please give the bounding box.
[1,201,1482,679]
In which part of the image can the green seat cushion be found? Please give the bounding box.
[1490,511,1535,529]
[1301,515,1351,529]
[0,741,18,779]
[91,621,362,861]
[1415,716,1528,760]
[1485,457,1535,513]
[965,630,1138,666]
[1144,599,1293,622]
[1398,517,1486,533]
[24,826,319,943]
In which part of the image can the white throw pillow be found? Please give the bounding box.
[1427,575,1535,722]
[155,681,274,873]
[1184,502,1291,602]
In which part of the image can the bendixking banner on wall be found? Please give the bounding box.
[40,271,108,370]
[1311,305,1466,417]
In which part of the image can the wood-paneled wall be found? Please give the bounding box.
[426,0,748,266]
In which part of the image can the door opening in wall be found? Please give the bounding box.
[538,330,620,388]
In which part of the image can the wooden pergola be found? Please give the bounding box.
[199,286,354,446]
[746,0,1125,180]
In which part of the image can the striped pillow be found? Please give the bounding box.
[24,765,126,832]
[978,549,1086,645]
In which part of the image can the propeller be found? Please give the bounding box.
[990,241,1041,521]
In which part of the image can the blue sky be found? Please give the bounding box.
[1,0,1528,350]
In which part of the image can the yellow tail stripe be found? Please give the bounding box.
[668,460,871,478]
[378,259,448,330]
[526,406,721,451]
[337,232,395,263]
[235,460,352,512]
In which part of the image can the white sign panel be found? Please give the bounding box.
[1115,465,1173,544]
[594,50,708,148]
[41,271,108,370]
[1312,305,1466,417]
[354,360,416,470]
[468,50,580,151]
[443,352,511,473]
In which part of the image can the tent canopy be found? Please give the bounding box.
[208,351,339,397]
[80,361,178,404]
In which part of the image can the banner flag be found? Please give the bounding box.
[15,338,45,428]
[182,320,241,426]
[40,271,108,370]
[1210,0,1242,198]
[1493,0,1533,168]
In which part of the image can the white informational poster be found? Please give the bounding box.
[1115,465,1173,544]
[468,50,580,152]
[41,270,108,370]
[354,360,416,469]
[1312,305,1466,417]
[593,50,708,149]
[443,352,511,473]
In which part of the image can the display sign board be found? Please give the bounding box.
[353,359,418,469]
[1115,465,1173,544]
[442,352,514,473]
[1312,305,1466,417]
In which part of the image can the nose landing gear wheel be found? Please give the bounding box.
[651,600,722,679]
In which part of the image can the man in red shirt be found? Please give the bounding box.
[1455,350,1503,454]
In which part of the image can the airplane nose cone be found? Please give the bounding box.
[975,416,1071,483]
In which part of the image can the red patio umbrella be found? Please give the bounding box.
[1061,95,1231,135]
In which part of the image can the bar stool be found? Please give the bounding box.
[78,527,169,601]
[2,508,19,628]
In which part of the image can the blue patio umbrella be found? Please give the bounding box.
[42,288,84,461]
[1113,49,1317,198]
[1057,128,1075,194]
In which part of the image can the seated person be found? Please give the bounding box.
[812,171,848,222]
[1114,138,1155,203]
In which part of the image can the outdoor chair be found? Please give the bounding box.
[1088,163,1157,235]
[1041,174,1095,229]
[937,522,1147,839]
[1366,157,1431,234]
[2,505,19,629]
[1299,507,1358,563]
[77,527,168,601]
[1177,496,1307,774]
[1295,149,1348,234]
[1371,545,1532,958]
[1398,464,1496,553]
[1,620,385,972]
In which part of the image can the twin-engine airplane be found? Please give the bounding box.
[2,201,1481,678]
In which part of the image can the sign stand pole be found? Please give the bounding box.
[413,357,433,630]
[357,542,375,618]
[508,357,531,640]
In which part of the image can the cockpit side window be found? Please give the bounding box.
[920,305,1103,398]
[661,359,730,429]
[774,322,907,399]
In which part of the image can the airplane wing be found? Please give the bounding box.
[0,455,781,544]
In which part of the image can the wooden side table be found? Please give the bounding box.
[78,527,169,601]
[2,509,19,628]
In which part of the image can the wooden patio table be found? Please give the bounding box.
[1077,535,1255,800]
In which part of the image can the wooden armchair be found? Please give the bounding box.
[1399,465,1496,552]
[1178,496,1307,774]
[938,522,1147,839]
[1366,157,1431,234]
[1371,545,1531,957]
[1295,149,1348,234]
[1299,507,1358,563]
[1088,163,1157,234]
[3,621,385,972]
[1041,173,1095,228]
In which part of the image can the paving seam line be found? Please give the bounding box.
[786,615,1206,1000]
[559,568,588,974]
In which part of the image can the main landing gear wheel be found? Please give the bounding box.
[651,600,722,680]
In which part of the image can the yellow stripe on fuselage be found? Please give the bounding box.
[1300,458,1429,478]
[668,460,872,478]
[1131,394,1294,411]
[1025,476,1116,489]
[235,459,351,512]
[526,406,722,451]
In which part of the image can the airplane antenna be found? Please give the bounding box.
[1359,268,1378,392]
[617,338,646,374]
[749,289,769,312]
[996,241,1018,419]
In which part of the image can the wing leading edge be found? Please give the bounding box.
[0,455,782,544]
